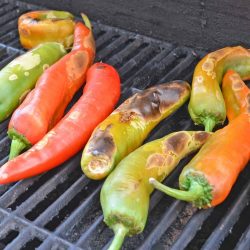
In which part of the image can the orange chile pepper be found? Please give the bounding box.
[150,70,250,208]
[18,10,75,49]
[222,69,250,121]
[8,14,95,159]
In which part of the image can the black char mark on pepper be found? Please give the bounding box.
[118,81,190,122]
[194,131,211,144]
[87,124,115,159]
[164,132,189,154]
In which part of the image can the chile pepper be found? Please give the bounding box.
[150,70,250,208]
[8,14,95,160]
[0,63,120,184]
[101,131,211,250]
[222,69,250,121]
[18,10,75,49]
[81,81,191,180]
[188,46,250,132]
[0,42,66,122]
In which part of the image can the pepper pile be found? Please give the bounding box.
[8,14,95,159]
[0,10,249,250]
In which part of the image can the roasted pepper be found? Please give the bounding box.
[0,63,120,184]
[101,131,211,250]
[18,10,75,49]
[151,70,250,208]
[0,42,66,122]
[222,69,250,121]
[8,14,95,159]
[188,46,250,131]
[81,81,191,180]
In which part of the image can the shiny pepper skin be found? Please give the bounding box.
[0,42,66,122]
[18,10,75,49]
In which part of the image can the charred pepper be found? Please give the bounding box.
[81,81,191,180]
[18,10,75,49]
[222,69,250,120]
[101,131,211,250]
[188,46,250,131]
[151,70,250,208]
[0,42,66,122]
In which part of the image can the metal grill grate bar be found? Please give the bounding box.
[138,201,185,250]
[55,185,101,236]
[235,224,250,250]
[171,209,213,250]
[34,175,86,226]
[201,180,250,250]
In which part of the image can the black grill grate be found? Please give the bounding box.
[0,0,249,249]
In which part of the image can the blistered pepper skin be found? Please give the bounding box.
[101,131,211,250]
[7,15,95,160]
[179,113,250,207]
[151,69,250,209]
[189,46,250,131]
[0,42,66,122]
[81,81,191,180]
[18,10,75,49]
[222,70,250,121]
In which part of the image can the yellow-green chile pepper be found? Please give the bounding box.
[189,46,250,132]
[81,81,191,180]
[101,131,211,250]
[0,42,66,122]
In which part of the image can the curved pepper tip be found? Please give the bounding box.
[81,13,92,31]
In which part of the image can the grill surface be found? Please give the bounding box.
[0,1,249,250]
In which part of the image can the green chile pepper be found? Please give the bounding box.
[101,131,211,250]
[81,81,191,180]
[189,46,250,131]
[0,42,66,122]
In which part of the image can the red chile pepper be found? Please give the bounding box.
[0,63,120,184]
[8,14,95,160]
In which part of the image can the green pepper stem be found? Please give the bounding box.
[108,224,128,250]
[204,118,216,132]
[81,13,92,31]
[149,178,204,202]
[9,137,29,160]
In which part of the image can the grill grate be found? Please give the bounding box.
[0,0,249,249]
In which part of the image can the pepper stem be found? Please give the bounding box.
[108,224,128,250]
[149,178,204,203]
[204,118,216,132]
[9,137,29,160]
[81,13,92,31]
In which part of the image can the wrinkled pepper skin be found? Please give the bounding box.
[0,42,66,122]
[81,81,191,180]
[222,70,250,121]
[18,10,75,49]
[188,46,250,131]
[0,63,120,184]
[101,131,211,250]
[8,15,95,159]
[151,70,250,208]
